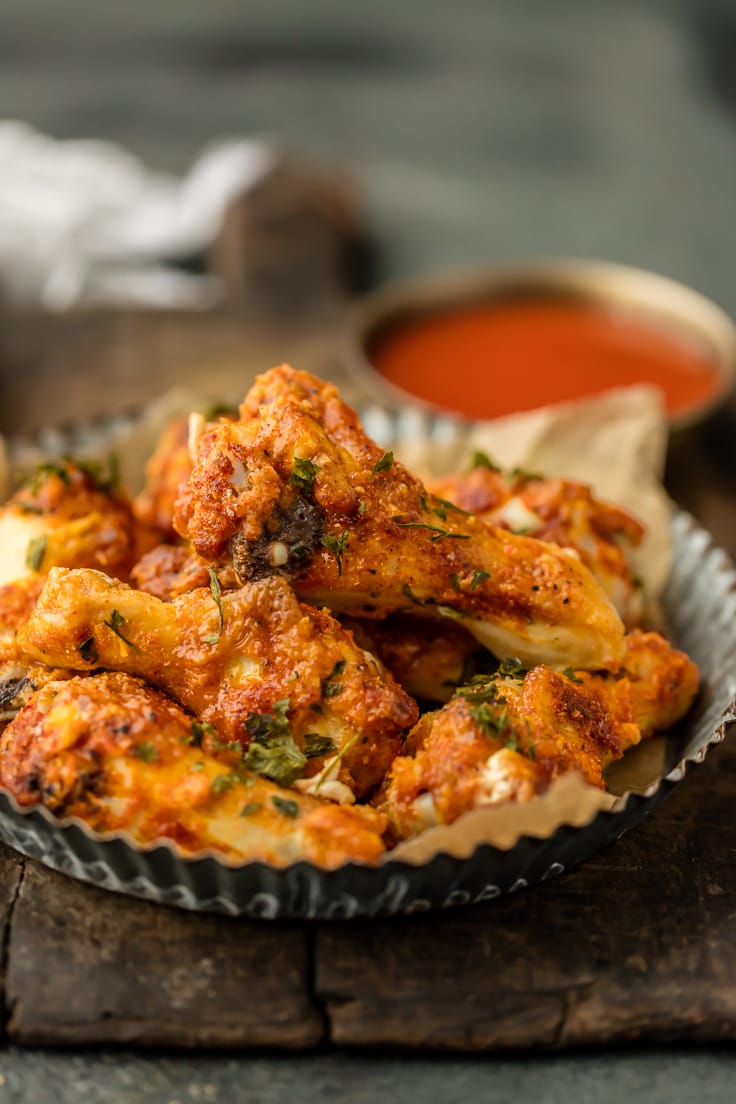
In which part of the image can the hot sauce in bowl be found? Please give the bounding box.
[353,262,736,429]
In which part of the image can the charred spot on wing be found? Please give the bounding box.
[0,677,30,710]
[231,496,324,580]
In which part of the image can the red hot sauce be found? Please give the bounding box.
[369,298,721,420]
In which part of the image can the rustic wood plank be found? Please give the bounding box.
[5,862,323,1048]
[0,846,24,1043]
[315,732,736,1050]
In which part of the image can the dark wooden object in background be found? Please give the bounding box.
[0,307,735,1050]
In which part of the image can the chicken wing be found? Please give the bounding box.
[379,631,698,840]
[430,463,646,628]
[0,673,387,868]
[174,366,626,671]
[0,458,154,587]
[0,576,72,727]
[19,567,418,800]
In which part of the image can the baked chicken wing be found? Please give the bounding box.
[430,463,646,627]
[0,673,386,868]
[378,631,698,840]
[0,458,153,588]
[174,366,626,671]
[19,566,418,800]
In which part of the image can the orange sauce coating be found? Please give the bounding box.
[370,299,720,419]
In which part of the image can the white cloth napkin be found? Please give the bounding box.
[0,122,276,309]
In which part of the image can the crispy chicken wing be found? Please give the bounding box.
[379,631,698,840]
[430,465,646,627]
[0,459,154,588]
[0,577,72,726]
[174,366,626,671]
[344,614,486,704]
[0,673,386,867]
[19,567,418,800]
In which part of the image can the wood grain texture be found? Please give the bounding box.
[5,862,323,1048]
[315,733,736,1050]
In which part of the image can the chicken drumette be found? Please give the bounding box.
[0,673,387,868]
[19,566,418,800]
[378,630,698,840]
[173,366,626,671]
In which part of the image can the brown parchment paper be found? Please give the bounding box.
[1,381,677,862]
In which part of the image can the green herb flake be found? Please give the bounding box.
[323,682,342,698]
[304,734,337,759]
[202,400,238,421]
[26,535,47,573]
[77,636,98,664]
[203,567,224,644]
[103,609,139,652]
[240,801,262,818]
[134,741,158,763]
[74,453,121,493]
[433,496,472,518]
[30,461,71,491]
[562,666,584,684]
[509,466,543,484]
[391,517,471,544]
[321,530,349,576]
[450,573,462,592]
[470,451,501,472]
[271,795,299,819]
[469,701,509,738]
[189,720,216,747]
[505,734,520,753]
[211,773,234,794]
[469,569,490,592]
[371,451,394,475]
[290,457,321,495]
[191,761,205,772]
[243,698,307,787]
[358,500,368,516]
[497,656,527,679]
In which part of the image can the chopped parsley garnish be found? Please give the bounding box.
[189,720,216,747]
[497,656,527,679]
[134,741,158,763]
[202,400,238,421]
[243,698,307,787]
[240,801,262,817]
[509,466,543,484]
[25,536,47,573]
[73,453,121,493]
[432,496,472,519]
[505,734,521,753]
[290,457,321,495]
[469,570,490,591]
[450,573,462,592]
[191,761,205,772]
[77,636,98,664]
[321,530,349,576]
[203,567,224,644]
[391,517,471,543]
[469,700,509,738]
[304,734,337,759]
[211,773,235,794]
[358,500,368,516]
[271,795,299,819]
[323,660,346,698]
[562,667,584,684]
[453,675,505,704]
[372,451,394,475]
[470,451,501,472]
[103,609,139,652]
[29,461,71,491]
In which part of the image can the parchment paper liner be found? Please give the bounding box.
[0,387,732,916]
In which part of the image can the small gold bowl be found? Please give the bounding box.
[346,259,736,432]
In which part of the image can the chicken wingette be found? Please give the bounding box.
[173,365,626,671]
[430,462,646,628]
[19,566,418,800]
[0,673,387,868]
[0,458,154,587]
[378,631,698,840]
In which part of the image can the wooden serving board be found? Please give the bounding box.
[0,306,735,1050]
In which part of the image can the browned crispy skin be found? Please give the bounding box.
[379,631,698,840]
[130,543,212,600]
[19,567,418,799]
[173,366,626,671]
[344,614,485,703]
[134,416,193,540]
[430,467,646,628]
[0,673,387,868]
[0,577,72,725]
[0,459,156,587]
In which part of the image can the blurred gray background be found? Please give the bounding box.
[1,0,735,309]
